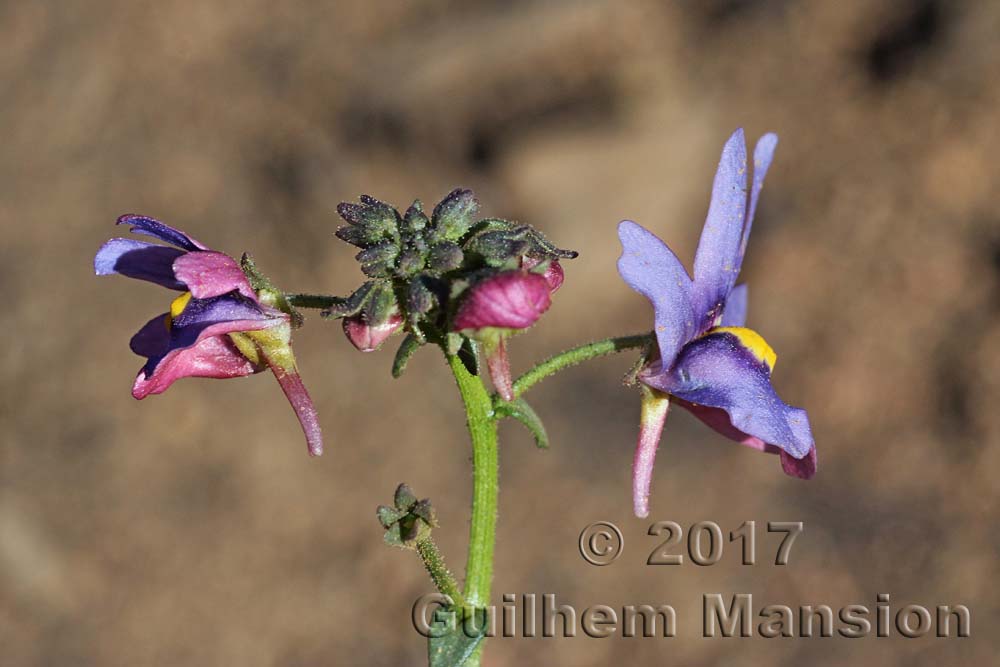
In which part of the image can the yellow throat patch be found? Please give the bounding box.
[170,291,193,318]
[712,326,777,371]
[164,291,193,331]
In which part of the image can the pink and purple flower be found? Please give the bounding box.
[618,129,816,517]
[95,215,323,456]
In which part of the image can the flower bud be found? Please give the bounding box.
[453,271,551,333]
[343,312,404,352]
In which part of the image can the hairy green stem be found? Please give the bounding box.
[447,353,499,609]
[416,538,467,610]
[286,293,342,309]
[511,333,654,399]
[435,334,650,666]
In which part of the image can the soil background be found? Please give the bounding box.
[1,1,997,665]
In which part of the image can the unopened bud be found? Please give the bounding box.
[453,271,551,333]
[343,313,404,352]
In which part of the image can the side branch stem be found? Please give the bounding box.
[511,333,654,399]
[415,538,466,610]
[286,293,343,309]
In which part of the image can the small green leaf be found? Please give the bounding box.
[496,398,549,449]
[392,333,422,378]
[428,607,488,667]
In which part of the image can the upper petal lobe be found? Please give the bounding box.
[740,133,778,265]
[116,214,208,251]
[692,129,748,327]
[94,238,186,289]
[617,220,697,368]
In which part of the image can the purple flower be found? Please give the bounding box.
[453,270,552,400]
[617,129,815,517]
[95,215,323,456]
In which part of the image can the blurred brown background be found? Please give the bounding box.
[2,0,998,665]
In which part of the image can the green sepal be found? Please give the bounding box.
[356,241,399,278]
[239,254,304,327]
[428,241,464,272]
[335,195,402,247]
[392,333,423,378]
[396,248,426,276]
[495,397,549,449]
[521,225,578,259]
[403,200,429,233]
[394,483,418,510]
[378,483,437,549]
[431,188,479,241]
[428,607,488,667]
[462,222,577,267]
[377,505,405,529]
[462,227,531,266]
[363,281,400,327]
[407,277,437,320]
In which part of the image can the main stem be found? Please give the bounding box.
[446,353,499,610]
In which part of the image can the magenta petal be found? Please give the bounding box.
[780,445,817,479]
[132,334,262,398]
[172,251,258,301]
[682,398,815,479]
[266,362,324,457]
[542,261,565,293]
[453,271,552,332]
[522,257,565,293]
[633,388,670,519]
[617,221,698,369]
[137,311,282,386]
[116,214,208,251]
[720,284,748,327]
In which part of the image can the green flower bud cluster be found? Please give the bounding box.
[325,188,576,351]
